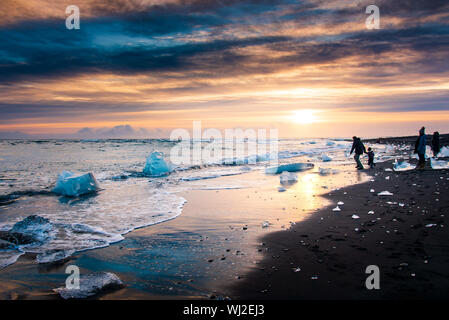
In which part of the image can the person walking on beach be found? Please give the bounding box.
[350,136,367,170]
[414,127,427,169]
[432,131,441,157]
[367,147,375,169]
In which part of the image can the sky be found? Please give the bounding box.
[0,0,448,138]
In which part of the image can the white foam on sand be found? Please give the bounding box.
[0,251,24,269]
[0,179,186,267]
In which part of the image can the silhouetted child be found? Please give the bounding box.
[367,147,375,169]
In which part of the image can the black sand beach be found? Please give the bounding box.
[229,157,449,299]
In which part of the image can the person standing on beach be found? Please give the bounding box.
[414,127,427,169]
[432,131,440,157]
[367,147,375,169]
[350,136,367,170]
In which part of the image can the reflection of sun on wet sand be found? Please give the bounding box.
[229,157,449,299]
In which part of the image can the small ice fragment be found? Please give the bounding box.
[280,171,298,184]
[332,206,341,212]
[321,154,332,162]
[265,163,314,174]
[399,203,405,207]
[262,221,270,228]
[385,168,393,172]
[385,176,390,180]
[378,191,393,196]
[370,189,375,193]
[425,224,437,228]
[318,167,331,175]
[293,267,301,272]
[352,215,360,219]
[393,160,414,172]
[436,146,449,157]
[368,211,374,215]
[430,158,449,170]
[338,201,344,205]
[278,186,287,192]
[143,151,172,177]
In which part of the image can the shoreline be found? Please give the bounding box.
[0,164,372,300]
[228,159,449,299]
[0,137,448,300]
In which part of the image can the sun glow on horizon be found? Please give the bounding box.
[292,109,318,125]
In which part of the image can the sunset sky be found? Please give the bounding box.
[0,0,448,138]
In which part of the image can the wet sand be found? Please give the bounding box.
[0,166,370,299]
[229,159,449,299]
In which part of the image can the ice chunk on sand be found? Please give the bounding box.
[393,160,414,172]
[143,151,172,177]
[278,187,287,192]
[262,221,270,228]
[321,154,332,162]
[53,272,123,299]
[280,171,298,184]
[318,167,338,175]
[332,206,341,212]
[7,215,54,244]
[378,191,394,196]
[338,201,344,205]
[319,168,331,175]
[53,171,100,197]
[352,215,360,219]
[265,163,314,174]
[431,158,449,170]
[437,146,449,157]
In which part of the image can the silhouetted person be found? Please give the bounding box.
[367,147,375,169]
[350,136,367,170]
[414,127,427,169]
[432,131,440,157]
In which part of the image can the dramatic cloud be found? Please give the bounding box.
[0,0,448,137]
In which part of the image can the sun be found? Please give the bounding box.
[292,109,318,124]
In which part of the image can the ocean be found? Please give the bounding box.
[0,138,398,271]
